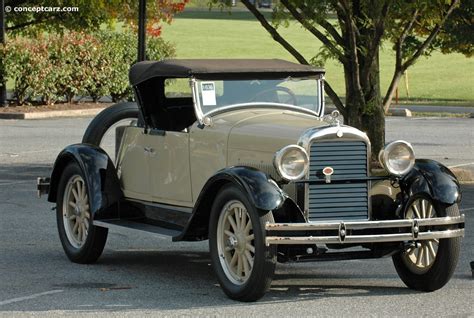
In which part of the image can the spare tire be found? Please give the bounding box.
[82,102,141,145]
[82,102,141,162]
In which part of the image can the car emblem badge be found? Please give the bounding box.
[322,167,334,183]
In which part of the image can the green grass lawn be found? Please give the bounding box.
[161,10,474,103]
[6,10,473,104]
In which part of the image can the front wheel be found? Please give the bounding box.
[209,185,276,302]
[56,162,108,263]
[392,196,461,291]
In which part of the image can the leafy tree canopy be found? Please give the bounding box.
[214,0,471,158]
[4,0,189,35]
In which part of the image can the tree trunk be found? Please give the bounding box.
[383,70,403,113]
[344,51,385,164]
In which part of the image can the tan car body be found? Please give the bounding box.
[41,59,465,302]
[116,107,398,209]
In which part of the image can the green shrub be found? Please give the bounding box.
[2,37,35,104]
[97,30,176,102]
[2,29,175,105]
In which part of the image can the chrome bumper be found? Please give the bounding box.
[265,215,465,246]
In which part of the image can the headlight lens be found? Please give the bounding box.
[274,145,309,181]
[379,140,415,176]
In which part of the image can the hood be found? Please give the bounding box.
[222,108,328,153]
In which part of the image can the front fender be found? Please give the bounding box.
[175,166,286,241]
[400,159,461,206]
[204,166,286,212]
[48,144,122,219]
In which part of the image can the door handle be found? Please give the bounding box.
[144,147,155,154]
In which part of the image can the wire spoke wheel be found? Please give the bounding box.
[217,200,255,285]
[62,175,91,248]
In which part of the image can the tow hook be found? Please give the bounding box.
[403,241,421,250]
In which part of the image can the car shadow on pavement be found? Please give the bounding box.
[82,250,417,309]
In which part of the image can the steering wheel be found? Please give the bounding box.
[251,86,298,105]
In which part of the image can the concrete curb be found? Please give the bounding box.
[0,108,105,120]
[388,108,412,117]
[450,167,474,184]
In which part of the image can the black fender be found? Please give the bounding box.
[48,144,123,219]
[399,159,461,207]
[175,166,287,241]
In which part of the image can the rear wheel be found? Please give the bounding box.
[209,185,276,302]
[56,162,108,263]
[392,196,461,291]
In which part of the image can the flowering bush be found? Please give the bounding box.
[2,30,175,105]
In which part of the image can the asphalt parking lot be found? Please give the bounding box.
[0,116,473,316]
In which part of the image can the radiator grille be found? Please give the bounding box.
[308,141,369,221]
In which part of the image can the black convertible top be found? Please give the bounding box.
[129,59,324,85]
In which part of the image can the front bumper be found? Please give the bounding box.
[265,215,465,246]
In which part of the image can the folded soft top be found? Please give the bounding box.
[129,59,324,85]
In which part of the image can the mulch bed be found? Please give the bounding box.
[0,102,112,113]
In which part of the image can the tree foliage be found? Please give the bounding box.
[4,0,189,35]
[217,0,470,158]
[5,0,110,33]
[436,0,473,57]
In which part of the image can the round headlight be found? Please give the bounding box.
[274,145,309,181]
[379,140,415,176]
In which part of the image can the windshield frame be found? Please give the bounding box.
[190,76,325,125]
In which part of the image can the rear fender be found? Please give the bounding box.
[48,144,122,219]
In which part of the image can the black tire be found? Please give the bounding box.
[209,184,276,302]
[82,102,140,146]
[56,162,108,264]
[392,197,461,292]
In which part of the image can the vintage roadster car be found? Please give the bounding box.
[38,59,465,301]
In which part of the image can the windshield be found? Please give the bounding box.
[194,77,323,117]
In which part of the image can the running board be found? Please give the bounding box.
[93,219,181,239]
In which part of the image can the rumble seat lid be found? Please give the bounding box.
[129,59,325,86]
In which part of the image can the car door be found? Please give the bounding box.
[115,126,153,201]
[146,129,193,206]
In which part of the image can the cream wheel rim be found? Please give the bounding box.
[402,198,439,274]
[62,175,90,248]
[217,200,255,285]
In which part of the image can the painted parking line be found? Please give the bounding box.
[0,290,63,306]
[0,180,33,187]
[0,149,60,157]
[460,207,474,212]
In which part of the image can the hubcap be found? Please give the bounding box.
[217,200,255,285]
[402,198,439,274]
[62,175,90,248]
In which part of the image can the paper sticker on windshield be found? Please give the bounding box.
[201,82,217,106]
